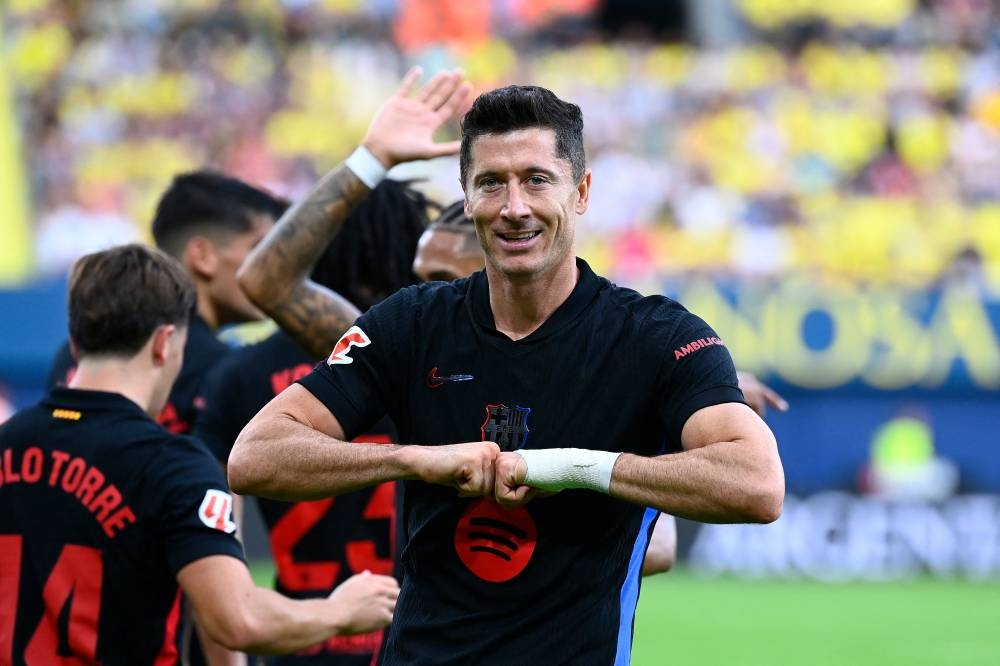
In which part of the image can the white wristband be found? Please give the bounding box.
[513,448,622,494]
[344,145,387,188]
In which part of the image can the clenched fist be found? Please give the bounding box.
[327,570,399,634]
[403,441,501,497]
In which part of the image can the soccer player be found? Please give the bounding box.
[415,203,788,576]
[0,244,398,665]
[46,171,285,436]
[230,70,784,663]
[241,191,677,578]
[194,179,432,665]
[43,172,287,664]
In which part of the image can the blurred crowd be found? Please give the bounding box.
[6,0,1000,293]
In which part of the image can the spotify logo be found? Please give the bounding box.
[454,499,537,582]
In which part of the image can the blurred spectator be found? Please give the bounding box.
[34,182,141,276]
[859,409,960,500]
[857,129,920,198]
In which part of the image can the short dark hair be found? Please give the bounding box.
[69,244,196,357]
[459,85,586,186]
[428,199,480,252]
[431,200,474,230]
[151,170,289,258]
[309,179,434,312]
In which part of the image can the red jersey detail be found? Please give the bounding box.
[270,499,341,592]
[154,591,182,666]
[673,336,725,360]
[156,402,189,434]
[270,363,314,395]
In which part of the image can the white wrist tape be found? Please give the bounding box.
[513,448,622,493]
[344,145,387,188]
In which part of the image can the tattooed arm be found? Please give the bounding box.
[237,67,471,360]
[237,167,369,360]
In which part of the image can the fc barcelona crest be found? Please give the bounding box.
[481,404,532,452]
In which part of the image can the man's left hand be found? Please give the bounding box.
[494,452,537,508]
[362,68,472,169]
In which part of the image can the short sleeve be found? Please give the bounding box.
[150,437,246,575]
[648,307,746,450]
[192,355,251,464]
[297,288,414,440]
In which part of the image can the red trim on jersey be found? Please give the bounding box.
[154,590,182,666]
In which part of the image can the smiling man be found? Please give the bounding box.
[230,72,784,665]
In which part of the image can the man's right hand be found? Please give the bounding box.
[362,67,472,169]
[402,441,501,497]
[179,554,396,655]
[327,571,399,635]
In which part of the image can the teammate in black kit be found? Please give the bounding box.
[44,172,287,665]
[194,179,432,665]
[46,171,285,436]
[0,245,398,666]
[230,71,784,664]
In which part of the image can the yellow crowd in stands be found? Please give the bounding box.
[737,0,917,29]
[3,0,1000,295]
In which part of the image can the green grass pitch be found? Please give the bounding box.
[632,570,1000,665]
[251,562,1000,665]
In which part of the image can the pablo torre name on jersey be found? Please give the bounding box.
[1,445,135,538]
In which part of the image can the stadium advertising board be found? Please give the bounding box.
[669,278,1000,393]
[685,493,1000,580]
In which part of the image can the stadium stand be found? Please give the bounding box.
[2,0,998,291]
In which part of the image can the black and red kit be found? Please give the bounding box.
[299,259,746,665]
[0,388,244,665]
[196,330,397,666]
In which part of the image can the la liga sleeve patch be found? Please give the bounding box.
[327,325,372,366]
[198,489,237,534]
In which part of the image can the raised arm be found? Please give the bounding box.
[236,168,366,361]
[237,68,471,360]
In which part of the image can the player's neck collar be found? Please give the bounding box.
[45,386,148,416]
[468,258,601,343]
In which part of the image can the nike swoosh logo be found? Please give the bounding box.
[426,366,475,388]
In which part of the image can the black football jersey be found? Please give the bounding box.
[0,388,245,665]
[195,331,397,666]
[46,316,229,435]
[299,259,746,665]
